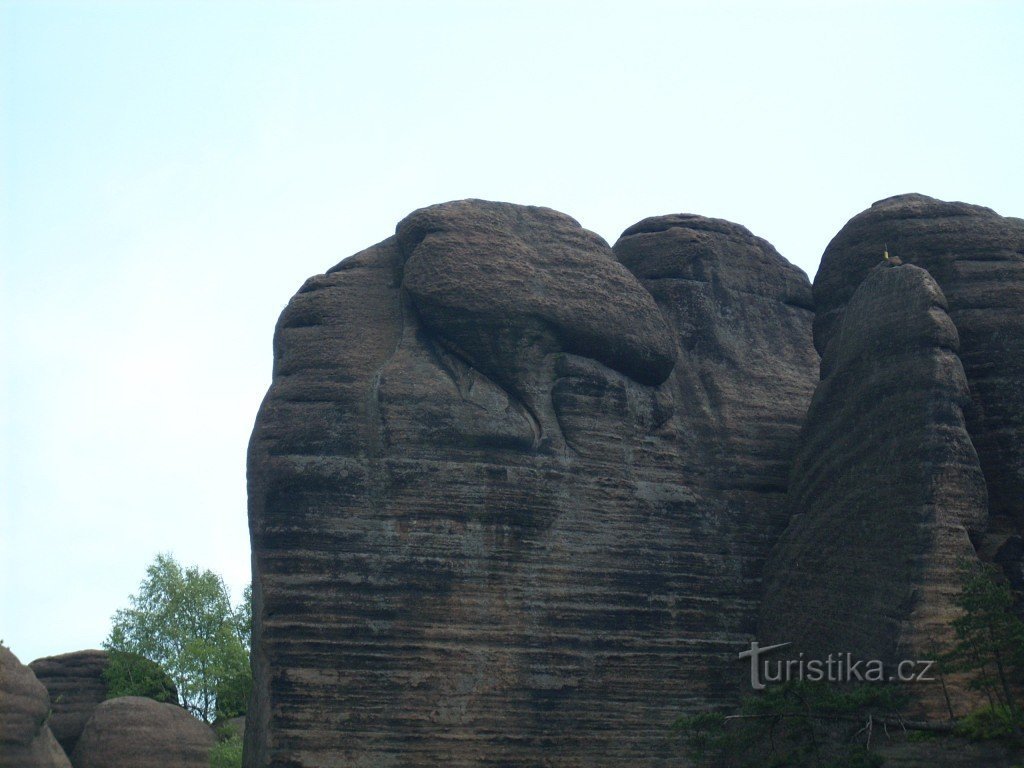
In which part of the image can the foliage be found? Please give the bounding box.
[102,650,177,703]
[673,681,905,768]
[209,733,244,768]
[213,583,252,720]
[954,704,1021,741]
[213,644,253,721]
[675,562,1024,765]
[940,562,1024,725]
[104,553,252,723]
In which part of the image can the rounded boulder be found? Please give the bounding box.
[71,696,215,768]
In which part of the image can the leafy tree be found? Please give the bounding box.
[102,650,178,703]
[213,642,252,721]
[104,553,252,723]
[940,562,1024,737]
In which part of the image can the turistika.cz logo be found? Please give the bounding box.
[739,641,936,690]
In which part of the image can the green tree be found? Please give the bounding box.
[941,562,1024,737]
[212,640,252,721]
[104,553,252,723]
[102,650,178,703]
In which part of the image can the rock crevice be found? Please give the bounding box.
[246,199,818,766]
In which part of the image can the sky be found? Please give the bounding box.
[2,0,1022,664]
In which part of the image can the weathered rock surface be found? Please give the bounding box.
[0,645,72,768]
[761,264,987,714]
[247,200,817,766]
[28,650,108,757]
[813,194,1024,564]
[71,696,215,768]
[614,214,817,502]
[29,649,178,757]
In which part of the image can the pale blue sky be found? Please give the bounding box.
[2,1,1022,664]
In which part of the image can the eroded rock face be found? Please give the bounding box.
[29,649,179,757]
[29,650,109,757]
[71,697,214,768]
[614,214,817,496]
[0,645,72,768]
[247,200,817,766]
[761,264,987,715]
[813,194,1024,561]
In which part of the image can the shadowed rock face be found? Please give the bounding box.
[760,264,987,715]
[246,201,817,767]
[0,645,71,768]
[813,195,1024,567]
[29,649,180,757]
[29,650,107,757]
[71,697,214,768]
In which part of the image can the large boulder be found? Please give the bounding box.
[0,645,72,768]
[761,264,988,715]
[246,200,817,766]
[29,649,178,757]
[28,650,106,757]
[71,696,215,768]
[813,194,1024,566]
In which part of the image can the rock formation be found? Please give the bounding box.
[0,645,72,768]
[28,650,106,758]
[812,194,1024,573]
[246,200,817,766]
[29,649,178,756]
[247,193,1024,765]
[70,697,215,768]
[760,264,987,714]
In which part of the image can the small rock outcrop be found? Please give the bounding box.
[29,649,178,757]
[760,264,987,714]
[813,194,1024,566]
[0,645,71,768]
[71,697,215,768]
[247,200,817,766]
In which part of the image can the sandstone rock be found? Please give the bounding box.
[71,696,215,768]
[0,645,72,768]
[614,214,817,497]
[247,200,817,766]
[29,649,178,757]
[397,200,677,392]
[761,265,988,715]
[28,650,106,757]
[813,194,1024,558]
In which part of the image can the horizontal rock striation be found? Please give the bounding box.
[614,214,817,504]
[761,264,988,714]
[28,650,107,757]
[246,200,817,766]
[0,645,71,768]
[29,649,180,757]
[71,697,215,768]
[813,194,1024,571]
